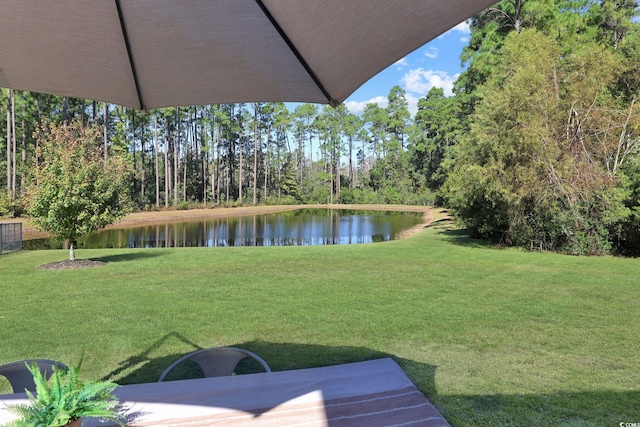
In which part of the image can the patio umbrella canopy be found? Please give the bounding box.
[0,0,496,110]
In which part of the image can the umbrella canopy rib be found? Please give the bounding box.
[253,0,336,107]
[115,0,145,111]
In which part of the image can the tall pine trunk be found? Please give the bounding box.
[131,111,137,200]
[183,138,187,203]
[216,129,222,205]
[21,100,26,194]
[103,103,109,162]
[239,133,243,203]
[173,107,179,206]
[329,154,334,204]
[253,106,258,205]
[11,90,16,199]
[140,114,146,205]
[164,116,170,208]
[348,136,354,189]
[335,155,341,202]
[6,90,11,196]
[213,125,218,205]
[264,124,271,201]
[154,113,160,208]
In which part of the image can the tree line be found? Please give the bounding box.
[1,86,426,214]
[2,0,640,255]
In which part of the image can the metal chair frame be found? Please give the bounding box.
[158,347,271,382]
[0,359,68,393]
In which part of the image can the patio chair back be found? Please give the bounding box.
[158,347,271,382]
[0,359,68,393]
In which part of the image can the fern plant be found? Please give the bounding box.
[3,358,124,427]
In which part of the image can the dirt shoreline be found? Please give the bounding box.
[3,204,444,241]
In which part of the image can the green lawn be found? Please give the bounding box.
[1,220,638,426]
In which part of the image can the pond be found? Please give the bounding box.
[23,209,424,250]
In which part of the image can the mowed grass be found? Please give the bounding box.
[1,220,639,425]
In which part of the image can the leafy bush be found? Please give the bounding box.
[0,192,9,217]
[405,188,437,206]
[0,193,29,218]
[381,187,403,204]
[356,188,383,204]
[338,188,356,204]
[442,30,633,255]
[304,186,330,204]
[265,195,298,206]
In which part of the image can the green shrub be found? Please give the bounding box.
[0,193,29,218]
[0,192,9,217]
[405,188,437,206]
[338,188,356,204]
[382,187,403,204]
[304,186,330,204]
[265,195,298,206]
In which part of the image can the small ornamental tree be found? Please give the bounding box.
[29,121,131,260]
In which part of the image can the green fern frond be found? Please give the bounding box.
[26,363,53,405]
[75,381,117,403]
[2,359,125,427]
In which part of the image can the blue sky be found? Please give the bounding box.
[344,20,471,117]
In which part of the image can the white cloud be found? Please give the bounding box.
[460,36,470,43]
[394,57,409,70]
[439,19,471,39]
[405,93,421,117]
[452,21,471,34]
[423,47,438,59]
[345,96,389,114]
[401,68,460,98]
[346,70,460,116]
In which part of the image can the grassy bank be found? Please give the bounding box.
[1,220,638,425]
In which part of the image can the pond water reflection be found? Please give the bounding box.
[24,209,423,250]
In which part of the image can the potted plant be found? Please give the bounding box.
[3,359,124,427]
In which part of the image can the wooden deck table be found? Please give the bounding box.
[0,358,450,426]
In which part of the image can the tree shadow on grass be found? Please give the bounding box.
[436,390,640,426]
[89,250,168,264]
[100,332,203,385]
[233,340,438,395]
[432,227,500,250]
[102,337,442,426]
[103,335,438,396]
[103,334,639,425]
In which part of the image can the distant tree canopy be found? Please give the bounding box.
[28,121,130,260]
[2,0,640,255]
